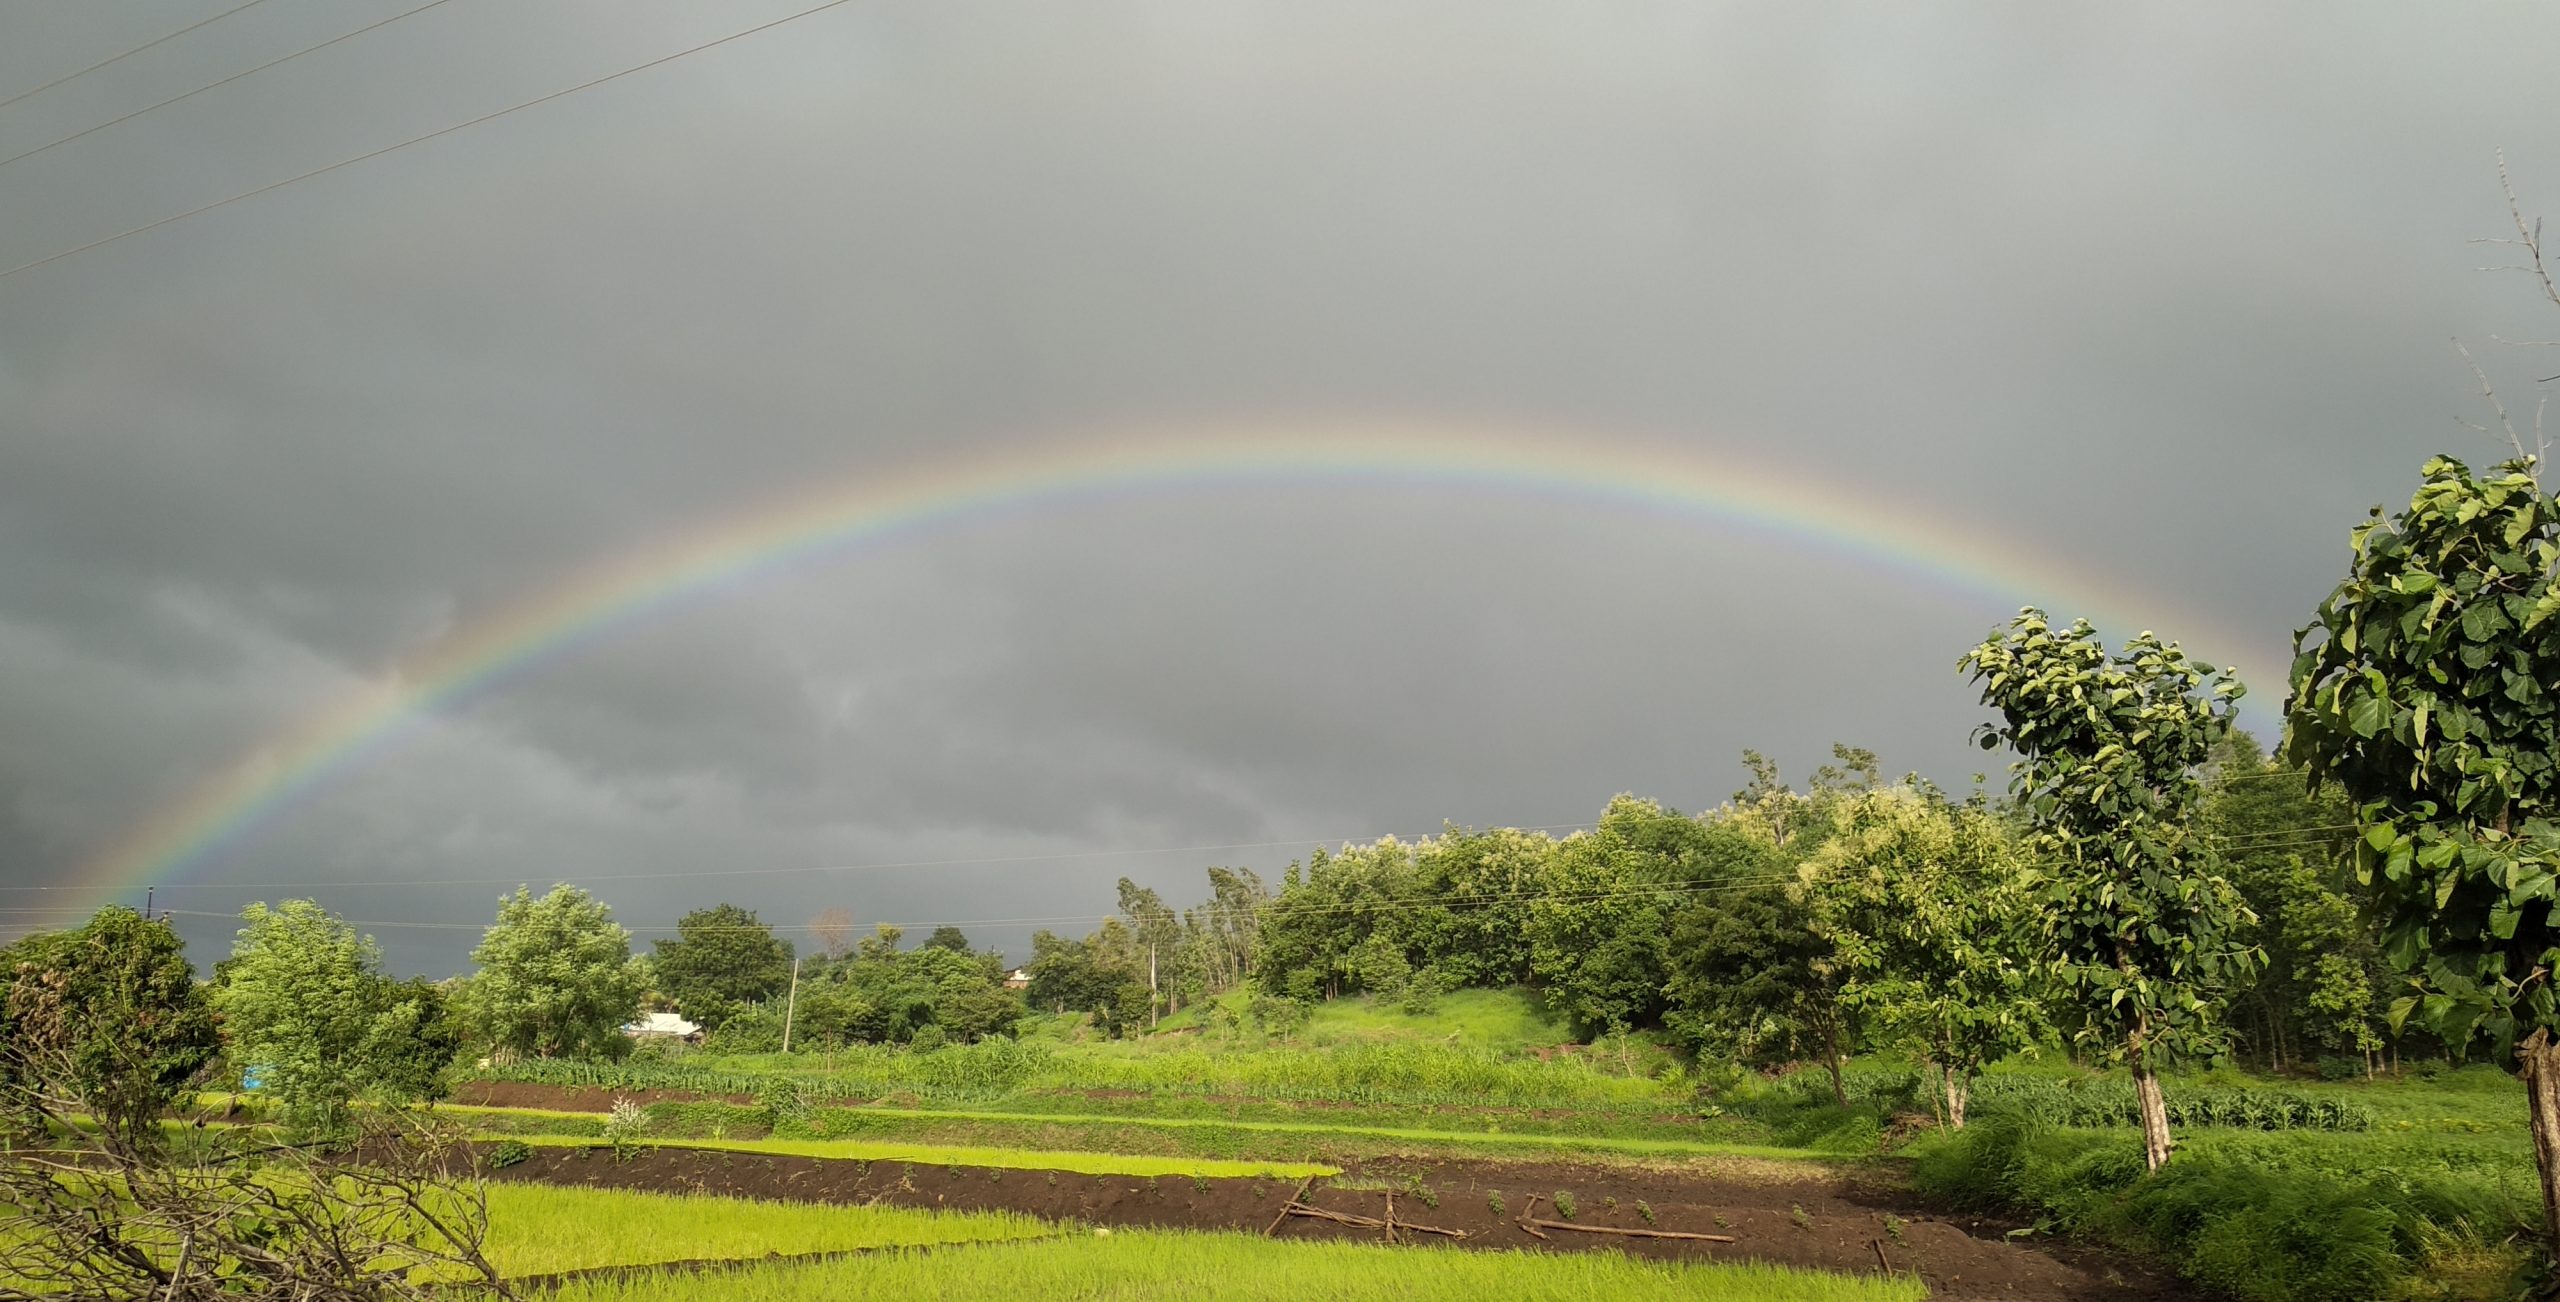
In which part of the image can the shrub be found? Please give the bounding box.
[486,1140,532,1169]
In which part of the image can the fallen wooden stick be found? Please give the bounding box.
[1871,1238,1891,1272]
[1515,1193,1548,1240]
[1518,1218,1737,1244]
[1279,1201,1469,1240]
[1265,1177,1315,1237]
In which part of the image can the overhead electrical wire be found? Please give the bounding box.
[0,0,273,112]
[0,0,863,282]
[0,0,462,171]
[0,820,1608,894]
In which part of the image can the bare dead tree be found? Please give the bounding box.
[2460,149,2558,472]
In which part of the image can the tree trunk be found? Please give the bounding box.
[1945,1069,1969,1130]
[1821,1018,1849,1109]
[2517,1028,2560,1289]
[2131,1059,2172,1171]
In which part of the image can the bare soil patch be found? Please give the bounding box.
[485,1143,2188,1300]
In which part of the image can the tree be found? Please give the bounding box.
[468,885,647,1059]
[1662,873,1849,1103]
[1963,609,2257,1169]
[810,907,856,959]
[215,900,458,1133]
[0,907,218,1147]
[2286,454,2560,1249]
[1804,785,2048,1127]
[2,911,512,1301]
[2196,730,2371,1070]
[1526,797,1754,1039]
[650,903,793,1030]
[923,925,973,953]
[1117,878,1180,1026]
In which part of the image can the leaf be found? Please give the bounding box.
[2346,695,2389,739]
[2490,899,2522,940]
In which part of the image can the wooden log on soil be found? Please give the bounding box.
[1517,1217,1736,1244]
[1515,1193,1548,1240]
[1265,1177,1315,1237]
[1280,1202,1468,1240]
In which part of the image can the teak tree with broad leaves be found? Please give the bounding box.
[2285,454,2560,1261]
[1962,610,2257,1170]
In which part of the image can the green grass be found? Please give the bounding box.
[809,1104,1814,1160]
[474,1184,1051,1277]
[459,1099,1825,1169]
[545,1228,1927,1302]
[509,1132,1336,1179]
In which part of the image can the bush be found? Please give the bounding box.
[486,1140,532,1169]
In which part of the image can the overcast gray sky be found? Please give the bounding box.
[6,2,2559,974]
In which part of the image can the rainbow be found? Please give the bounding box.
[73,421,2266,906]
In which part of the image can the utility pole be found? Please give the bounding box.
[143,886,154,921]
[780,957,801,1054]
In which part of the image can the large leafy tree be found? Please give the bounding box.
[1804,785,2047,1128]
[0,907,219,1148]
[1661,872,1846,1103]
[468,885,647,1059]
[650,903,793,1030]
[2285,454,2560,1249]
[215,900,460,1132]
[1963,609,2256,1169]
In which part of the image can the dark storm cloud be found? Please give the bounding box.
[6,1,2560,971]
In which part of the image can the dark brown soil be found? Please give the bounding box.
[487,1144,2190,1300]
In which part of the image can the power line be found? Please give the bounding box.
[0,0,862,283]
[0,0,273,112]
[0,0,460,172]
[150,873,1822,936]
[0,820,1606,894]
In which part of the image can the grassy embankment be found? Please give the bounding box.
[458,989,1852,1166]
[473,1184,1050,1276]
[540,1227,1926,1302]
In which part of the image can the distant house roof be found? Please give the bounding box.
[1003,968,1031,988]
[625,1011,700,1038]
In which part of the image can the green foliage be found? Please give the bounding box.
[2286,455,2560,1055]
[487,1139,533,1168]
[1552,1190,1578,1220]
[1962,1077,2372,1131]
[2198,733,2382,1069]
[650,903,793,1031]
[1963,610,2257,1075]
[798,939,1021,1047]
[468,885,648,1060]
[0,906,219,1146]
[1912,1114,2524,1302]
[212,899,459,1134]
[1806,785,2048,1121]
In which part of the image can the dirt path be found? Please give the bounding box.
[487,1143,2189,1300]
